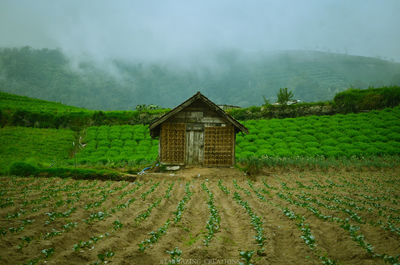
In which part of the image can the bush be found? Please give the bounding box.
[289,142,303,149]
[9,162,38,176]
[299,134,318,142]
[276,148,292,157]
[305,147,324,157]
[321,138,338,146]
[334,86,400,112]
[337,136,352,144]
[291,148,307,156]
[304,142,320,148]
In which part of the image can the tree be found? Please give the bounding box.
[262,96,271,106]
[277,88,294,105]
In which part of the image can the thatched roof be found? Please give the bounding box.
[149,92,248,137]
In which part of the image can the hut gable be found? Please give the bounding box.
[149,92,248,167]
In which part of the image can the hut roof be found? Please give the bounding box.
[149,92,248,137]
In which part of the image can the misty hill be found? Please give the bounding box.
[0,46,399,110]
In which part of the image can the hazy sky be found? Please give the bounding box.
[1,0,399,63]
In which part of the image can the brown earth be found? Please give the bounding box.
[0,167,399,265]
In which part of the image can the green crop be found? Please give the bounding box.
[74,125,158,166]
[202,182,220,246]
[237,106,400,159]
[239,250,254,265]
[0,127,75,173]
[166,247,182,265]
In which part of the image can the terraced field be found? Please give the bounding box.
[0,127,75,173]
[1,169,399,265]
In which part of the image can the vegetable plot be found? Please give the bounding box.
[72,107,400,168]
[0,171,399,265]
[237,106,400,159]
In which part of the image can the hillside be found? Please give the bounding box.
[0,91,85,113]
[0,127,75,173]
[0,47,399,110]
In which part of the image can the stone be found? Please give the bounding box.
[166,165,180,171]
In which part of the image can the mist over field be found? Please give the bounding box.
[0,0,399,108]
[1,0,399,63]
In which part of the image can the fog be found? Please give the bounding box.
[1,0,399,65]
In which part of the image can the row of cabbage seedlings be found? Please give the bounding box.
[246,178,338,265]
[7,180,121,263]
[138,182,193,252]
[291,174,400,234]
[276,182,400,264]
[21,181,144,265]
[201,181,221,246]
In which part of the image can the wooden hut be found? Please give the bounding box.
[149,92,248,167]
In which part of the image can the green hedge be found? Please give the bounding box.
[8,161,134,181]
[2,86,400,129]
[334,86,400,113]
[1,109,168,130]
[227,102,335,120]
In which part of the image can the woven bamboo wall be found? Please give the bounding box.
[204,126,234,166]
[160,123,186,164]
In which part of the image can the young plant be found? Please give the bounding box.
[239,250,254,265]
[166,247,182,265]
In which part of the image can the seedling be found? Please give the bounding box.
[166,247,182,265]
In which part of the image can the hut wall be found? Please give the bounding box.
[159,99,235,166]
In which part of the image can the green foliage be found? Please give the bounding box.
[0,91,169,129]
[277,87,294,104]
[237,106,400,160]
[9,162,38,176]
[9,164,126,181]
[74,125,158,167]
[239,250,254,265]
[166,247,182,265]
[334,86,400,113]
[0,126,75,173]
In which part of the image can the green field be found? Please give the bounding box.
[237,106,400,159]
[2,106,399,172]
[68,106,400,168]
[0,91,85,113]
[74,125,158,166]
[0,127,75,173]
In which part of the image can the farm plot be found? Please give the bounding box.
[74,107,400,168]
[75,125,158,166]
[237,106,400,159]
[0,127,75,173]
[0,170,399,265]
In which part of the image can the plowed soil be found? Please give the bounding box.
[0,168,399,265]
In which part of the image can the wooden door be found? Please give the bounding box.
[185,124,204,165]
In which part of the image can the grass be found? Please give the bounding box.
[0,91,85,113]
[8,161,129,181]
[0,126,75,173]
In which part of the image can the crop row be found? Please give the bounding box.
[138,182,193,252]
[75,125,157,165]
[274,185,400,264]
[237,106,400,158]
[201,182,220,246]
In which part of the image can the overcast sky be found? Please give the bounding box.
[1,0,399,63]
